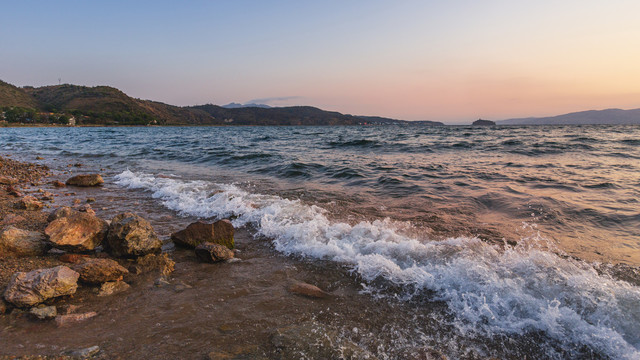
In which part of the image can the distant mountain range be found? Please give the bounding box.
[498,108,640,125]
[0,80,443,126]
[4,79,638,126]
[222,102,271,109]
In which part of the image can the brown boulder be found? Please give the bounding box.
[45,212,108,252]
[65,174,104,187]
[195,242,234,263]
[288,282,330,299]
[3,266,79,307]
[106,212,161,257]
[72,258,129,284]
[0,226,49,257]
[171,220,234,249]
[17,195,43,211]
[52,180,66,188]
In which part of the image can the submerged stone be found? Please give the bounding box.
[195,242,234,263]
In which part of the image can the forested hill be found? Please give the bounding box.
[0,80,443,126]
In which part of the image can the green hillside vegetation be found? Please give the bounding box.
[0,80,444,126]
[190,104,367,126]
[0,80,38,108]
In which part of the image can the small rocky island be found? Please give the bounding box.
[472,119,496,126]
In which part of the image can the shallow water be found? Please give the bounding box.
[1,125,640,358]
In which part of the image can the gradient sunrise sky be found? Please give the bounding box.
[2,0,639,123]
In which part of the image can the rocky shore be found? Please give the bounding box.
[0,155,350,360]
[0,156,238,358]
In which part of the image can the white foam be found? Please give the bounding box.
[115,170,640,359]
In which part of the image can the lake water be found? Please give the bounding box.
[2,125,640,359]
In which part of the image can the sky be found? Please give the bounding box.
[1,1,640,123]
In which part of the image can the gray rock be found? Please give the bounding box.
[3,266,79,307]
[0,226,49,257]
[106,212,161,257]
[29,305,57,320]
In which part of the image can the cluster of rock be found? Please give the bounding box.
[0,205,166,324]
[1,172,239,335]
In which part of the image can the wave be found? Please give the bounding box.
[115,170,640,359]
[327,139,382,148]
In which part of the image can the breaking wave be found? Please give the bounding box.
[116,169,640,359]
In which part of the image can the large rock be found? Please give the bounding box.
[106,212,161,257]
[72,258,129,284]
[17,195,43,211]
[3,266,79,307]
[0,226,49,257]
[195,242,234,263]
[171,220,234,249]
[65,174,104,187]
[45,211,107,252]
